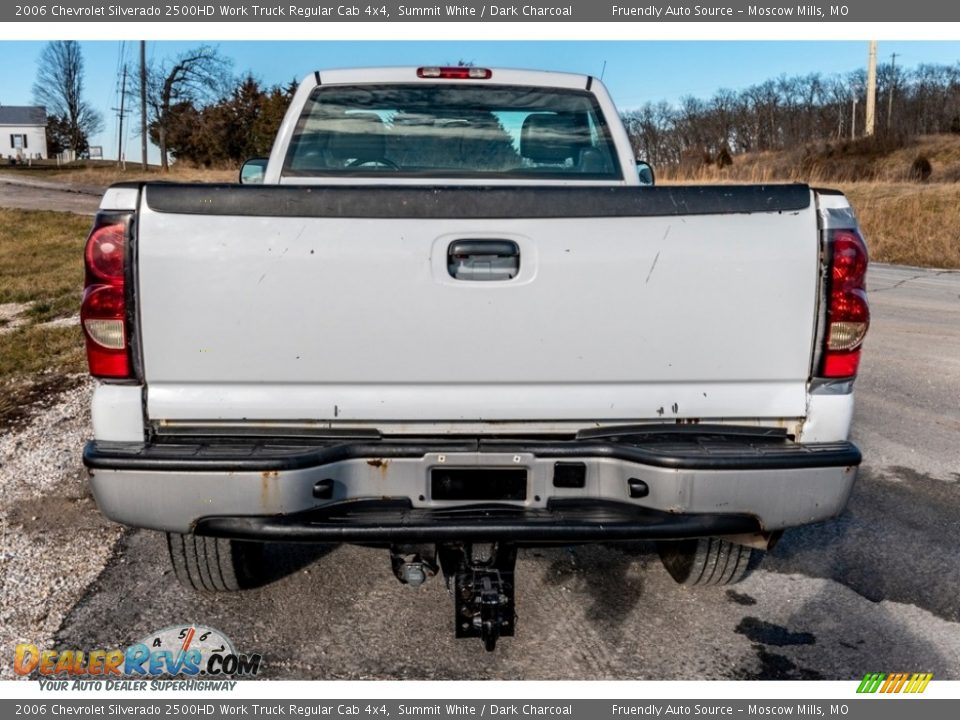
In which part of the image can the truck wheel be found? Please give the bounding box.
[657,537,762,586]
[166,532,265,592]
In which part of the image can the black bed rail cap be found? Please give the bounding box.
[144,183,811,219]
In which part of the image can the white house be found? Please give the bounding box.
[0,106,48,161]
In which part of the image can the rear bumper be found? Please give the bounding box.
[194,499,761,543]
[84,428,860,540]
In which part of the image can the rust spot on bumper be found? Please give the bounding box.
[261,470,279,509]
[366,458,389,478]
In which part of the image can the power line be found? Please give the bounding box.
[111,65,129,165]
[865,40,877,137]
[887,52,899,132]
[140,41,148,170]
[110,41,134,162]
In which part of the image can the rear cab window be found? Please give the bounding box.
[282,84,622,180]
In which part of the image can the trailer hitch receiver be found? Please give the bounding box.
[439,542,517,652]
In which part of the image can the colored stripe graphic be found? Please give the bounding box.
[892,673,910,693]
[880,673,897,693]
[914,673,933,693]
[904,674,921,694]
[857,673,885,693]
[857,672,932,694]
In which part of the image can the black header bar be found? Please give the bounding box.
[4,1,958,23]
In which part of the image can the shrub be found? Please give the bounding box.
[911,155,933,182]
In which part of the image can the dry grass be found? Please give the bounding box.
[660,154,794,184]
[44,164,236,187]
[1,161,235,190]
[659,134,960,185]
[839,182,960,269]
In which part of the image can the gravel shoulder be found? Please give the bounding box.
[0,379,121,680]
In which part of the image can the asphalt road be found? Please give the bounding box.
[33,264,956,680]
[0,172,100,215]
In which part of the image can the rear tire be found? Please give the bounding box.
[657,537,762,586]
[166,532,266,592]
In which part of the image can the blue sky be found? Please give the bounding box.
[2,40,960,163]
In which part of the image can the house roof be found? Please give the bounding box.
[0,106,47,126]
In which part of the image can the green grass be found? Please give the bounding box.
[0,208,91,308]
[26,294,82,324]
[0,325,85,379]
[0,209,91,428]
[0,324,86,431]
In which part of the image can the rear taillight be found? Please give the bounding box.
[81,214,132,379]
[417,66,492,80]
[820,229,870,378]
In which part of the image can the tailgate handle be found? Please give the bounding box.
[448,240,520,281]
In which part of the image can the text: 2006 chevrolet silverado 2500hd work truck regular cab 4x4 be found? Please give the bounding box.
[82,67,869,650]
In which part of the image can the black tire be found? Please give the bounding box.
[657,537,763,586]
[166,532,266,592]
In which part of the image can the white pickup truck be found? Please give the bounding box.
[82,67,868,650]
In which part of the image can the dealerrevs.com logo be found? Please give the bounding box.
[857,672,933,694]
[14,625,261,689]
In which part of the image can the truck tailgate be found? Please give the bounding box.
[136,185,819,424]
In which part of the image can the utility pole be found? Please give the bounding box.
[114,65,127,167]
[865,40,878,137]
[887,51,899,133]
[851,97,858,140]
[140,40,148,170]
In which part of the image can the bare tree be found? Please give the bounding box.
[32,41,103,157]
[619,59,960,175]
[141,45,232,171]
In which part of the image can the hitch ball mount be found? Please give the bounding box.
[390,542,517,652]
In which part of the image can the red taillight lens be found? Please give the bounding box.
[81,214,132,379]
[831,232,868,287]
[417,66,492,79]
[85,223,126,283]
[820,229,869,379]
